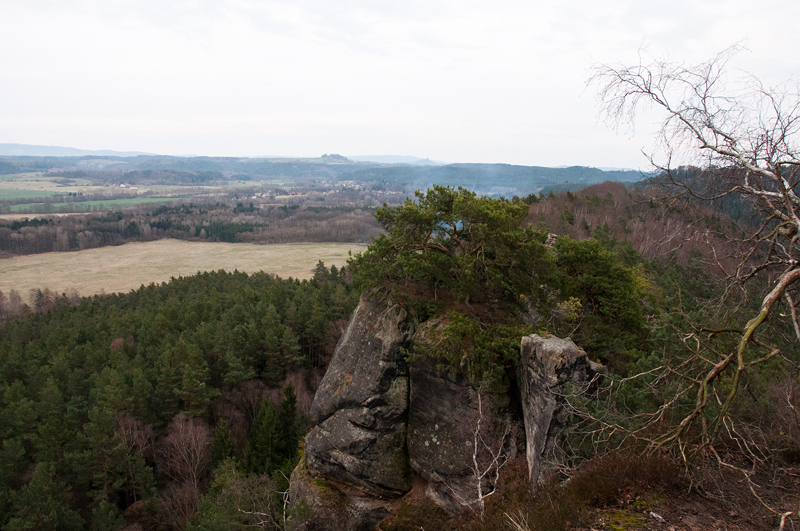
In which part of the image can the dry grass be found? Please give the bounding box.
[0,173,107,194]
[0,239,367,297]
[0,213,85,220]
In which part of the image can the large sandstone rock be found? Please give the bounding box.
[291,293,606,529]
[406,316,511,514]
[518,334,606,491]
[288,459,397,531]
[304,289,414,499]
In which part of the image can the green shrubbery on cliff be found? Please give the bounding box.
[349,185,554,308]
[349,185,654,376]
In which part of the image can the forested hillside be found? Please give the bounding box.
[525,179,743,265]
[0,265,358,529]
[338,163,644,196]
[0,153,644,199]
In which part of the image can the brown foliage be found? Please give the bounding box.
[116,414,156,461]
[157,483,200,531]
[283,372,315,415]
[211,396,250,454]
[158,413,212,489]
[384,452,683,531]
[526,180,742,269]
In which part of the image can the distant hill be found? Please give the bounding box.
[0,143,154,157]
[0,145,650,195]
[338,163,649,196]
[347,155,447,165]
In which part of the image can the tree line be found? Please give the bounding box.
[0,202,383,257]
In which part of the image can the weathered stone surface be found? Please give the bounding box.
[407,357,475,514]
[519,334,606,491]
[310,288,411,423]
[304,289,413,499]
[291,291,606,528]
[287,459,396,531]
[406,316,511,514]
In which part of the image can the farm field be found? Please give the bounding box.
[0,213,84,220]
[0,172,275,213]
[0,190,62,201]
[0,172,102,191]
[8,196,190,213]
[0,173,107,205]
[0,239,367,297]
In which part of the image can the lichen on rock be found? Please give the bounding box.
[303,288,414,501]
[290,291,606,530]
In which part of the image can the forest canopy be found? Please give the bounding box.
[0,266,359,529]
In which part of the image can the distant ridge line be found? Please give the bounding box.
[0,143,155,158]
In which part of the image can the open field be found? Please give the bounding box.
[0,173,105,204]
[0,190,62,201]
[0,213,86,220]
[0,173,105,192]
[0,174,299,212]
[0,239,367,297]
[0,173,35,182]
[8,196,190,213]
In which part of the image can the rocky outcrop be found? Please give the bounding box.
[519,334,606,491]
[288,459,397,531]
[290,294,605,530]
[406,316,511,515]
[304,288,413,498]
[289,289,413,530]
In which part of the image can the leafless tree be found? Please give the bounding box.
[223,466,290,529]
[434,389,517,519]
[591,46,800,441]
[469,391,516,519]
[158,483,200,531]
[590,47,800,524]
[159,412,212,490]
[116,414,156,460]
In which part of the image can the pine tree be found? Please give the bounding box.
[6,462,85,531]
[174,341,219,418]
[210,419,236,467]
[244,399,279,475]
[280,327,302,372]
[276,384,300,463]
[313,260,329,284]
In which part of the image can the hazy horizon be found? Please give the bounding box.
[0,142,643,170]
[3,0,799,169]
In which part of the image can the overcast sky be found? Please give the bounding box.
[2,0,799,168]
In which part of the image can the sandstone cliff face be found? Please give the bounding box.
[290,289,413,531]
[288,460,397,531]
[305,289,414,496]
[289,291,604,530]
[519,334,606,491]
[406,316,511,515]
